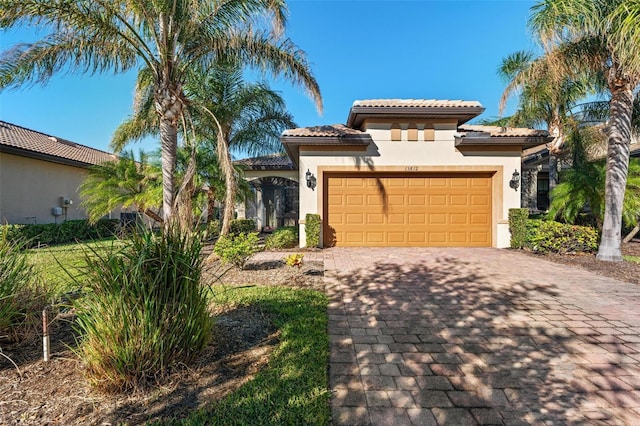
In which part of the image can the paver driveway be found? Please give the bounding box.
[324,248,640,425]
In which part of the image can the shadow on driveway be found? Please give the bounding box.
[326,248,640,425]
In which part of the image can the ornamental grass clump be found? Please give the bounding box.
[0,231,33,333]
[73,227,211,392]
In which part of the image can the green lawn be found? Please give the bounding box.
[25,239,122,296]
[170,286,330,425]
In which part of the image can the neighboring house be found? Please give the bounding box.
[521,138,640,213]
[0,121,118,224]
[240,99,552,248]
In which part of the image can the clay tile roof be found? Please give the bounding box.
[234,153,294,170]
[458,124,550,138]
[282,124,368,138]
[353,99,484,108]
[0,121,116,166]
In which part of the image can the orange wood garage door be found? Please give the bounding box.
[324,174,492,247]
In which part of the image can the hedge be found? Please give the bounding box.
[305,214,321,248]
[524,219,598,254]
[0,219,119,248]
[508,208,529,249]
[264,226,299,250]
[229,219,256,236]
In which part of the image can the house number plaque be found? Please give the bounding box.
[405,166,419,171]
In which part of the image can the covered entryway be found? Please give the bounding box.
[323,173,492,247]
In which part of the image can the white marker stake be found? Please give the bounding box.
[43,308,50,362]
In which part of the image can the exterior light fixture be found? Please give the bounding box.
[509,169,520,191]
[305,169,317,190]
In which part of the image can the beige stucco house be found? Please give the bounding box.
[0,121,118,224]
[243,99,552,248]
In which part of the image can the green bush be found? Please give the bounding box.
[230,219,256,236]
[509,208,529,249]
[0,219,118,248]
[73,227,211,392]
[214,232,261,269]
[305,214,321,248]
[525,219,599,254]
[0,231,33,332]
[264,226,299,249]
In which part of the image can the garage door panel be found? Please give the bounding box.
[429,195,447,206]
[408,178,427,187]
[429,213,447,225]
[367,232,385,243]
[325,175,491,247]
[388,195,405,206]
[408,232,426,243]
[450,213,468,225]
[367,194,383,205]
[471,195,490,206]
[346,194,364,206]
[408,195,426,206]
[346,213,364,224]
[428,233,446,243]
[388,214,405,224]
[409,213,426,224]
[470,213,490,225]
[470,233,490,243]
[450,233,468,243]
[367,213,384,224]
[388,232,406,243]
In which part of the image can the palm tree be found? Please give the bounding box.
[530,0,640,261]
[0,0,322,226]
[548,125,640,232]
[194,144,252,225]
[113,61,292,234]
[79,150,163,224]
[498,50,590,192]
[189,61,295,235]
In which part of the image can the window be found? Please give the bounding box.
[537,175,549,211]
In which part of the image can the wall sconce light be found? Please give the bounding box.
[305,169,317,190]
[509,169,520,191]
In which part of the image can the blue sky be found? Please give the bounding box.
[0,0,539,158]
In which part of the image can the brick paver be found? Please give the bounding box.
[325,247,640,425]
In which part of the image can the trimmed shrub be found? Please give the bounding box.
[265,226,299,249]
[525,220,598,254]
[229,219,256,236]
[214,232,261,269]
[305,214,321,248]
[73,227,211,392]
[509,208,529,249]
[0,219,118,248]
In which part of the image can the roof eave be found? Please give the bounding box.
[347,106,486,128]
[0,145,97,168]
[281,135,372,167]
[454,135,554,150]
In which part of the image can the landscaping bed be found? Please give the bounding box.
[0,249,328,425]
[523,240,640,285]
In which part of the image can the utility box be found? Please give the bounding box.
[52,207,63,216]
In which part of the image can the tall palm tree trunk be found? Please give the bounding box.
[217,134,236,236]
[597,74,635,262]
[156,81,183,225]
